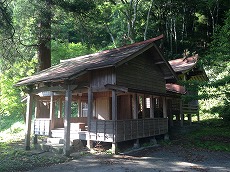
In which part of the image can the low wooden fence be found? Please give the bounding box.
[34,118,51,136]
[171,99,199,115]
[90,118,168,142]
[182,103,199,114]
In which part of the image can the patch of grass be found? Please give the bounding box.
[158,140,172,146]
[0,139,69,172]
[185,119,230,152]
[0,115,24,132]
[0,121,69,172]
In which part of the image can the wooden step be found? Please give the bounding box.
[51,128,88,140]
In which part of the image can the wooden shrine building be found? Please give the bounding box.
[16,35,206,155]
[168,56,208,126]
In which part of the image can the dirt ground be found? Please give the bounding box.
[27,144,230,172]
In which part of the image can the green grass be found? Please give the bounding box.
[185,119,230,151]
[0,121,68,172]
[0,142,68,172]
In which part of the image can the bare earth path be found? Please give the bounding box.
[28,145,230,172]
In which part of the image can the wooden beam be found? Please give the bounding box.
[155,61,165,65]
[164,76,175,80]
[25,94,33,150]
[32,86,65,94]
[104,84,128,93]
[32,85,78,94]
[63,85,72,156]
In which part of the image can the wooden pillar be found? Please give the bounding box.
[197,111,200,122]
[162,97,167,118]
[142,95,145,119]
[78,97,82,117]
[58,98,62,118]
[25,94,33,150]
[112,90,117,120]
[63,85,72,156]
[33,97,39,145]
[168,99,173,127]
[150,96,154,118]
[180,99,184,127]
[132,93,138,119]
[34,97,39,119]
[112,90,117,154]
[87,86,93,149]
[188,114,192,125]
[50,92,55,130]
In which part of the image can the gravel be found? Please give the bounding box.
[27,145,230,172]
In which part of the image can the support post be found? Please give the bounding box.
[78,98,82,117]
[180,99,184,127]
[25,94,33,150]
[63,85,72,156]
[150,137,157,145]
[34,97,39,118]
[150,96,154,118]
[168,99,173,127]
[188,114,192,125]
[58,98,62,118]
[133,139,140,149]
[33,97,39,144]
[132,93,138,119]
[142,95,145,119]
[163,97,167,118]
[197,111,200,122]
[50,92,55,130]
[87,86,93,149]
[112,90,117,154]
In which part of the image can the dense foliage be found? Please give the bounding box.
[0,0,230,125]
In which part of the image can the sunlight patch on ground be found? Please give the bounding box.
[176,161,207,171]
[0,122,25,142]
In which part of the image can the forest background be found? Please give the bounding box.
[0,0,229,131]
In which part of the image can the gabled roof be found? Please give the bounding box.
[168,54,208,81]
[168,55,198,73]
[166,83,186,94]
[16,35,177,86]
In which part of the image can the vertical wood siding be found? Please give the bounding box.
[90,118,168,143]
[116,51,166,93]
[91,68,114,89]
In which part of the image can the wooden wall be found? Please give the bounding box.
[117,95,132,120]
[91,68,114,89]
[95,97,110,120]
[116,50,166,93]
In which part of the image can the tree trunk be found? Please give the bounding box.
[37,0,51,71]
[38,41,51,71]
[144,0,154,40]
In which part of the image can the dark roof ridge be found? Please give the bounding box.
[61,34,164,63]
